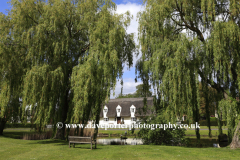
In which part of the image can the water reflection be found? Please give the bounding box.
[97,138,143,145]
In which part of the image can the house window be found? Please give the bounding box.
[131,117,136,121]
[130,105,136,117]
[103,106,108,118]
[116,105,122,117]
[122,118,124,121]
[104,118,109,121]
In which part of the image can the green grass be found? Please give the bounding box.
[0,136,240,160]
[1,129,240,159]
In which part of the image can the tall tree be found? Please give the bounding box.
[0,0,135,138]
[0,11,25,135]
[116,84,152,98]
[135,84,152,97]
[137,0,240,147]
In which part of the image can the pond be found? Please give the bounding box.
[97,138,143,145]
[97,138,226,147]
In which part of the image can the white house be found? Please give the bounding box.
[99,97,154,126]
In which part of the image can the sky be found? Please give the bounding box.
[0,0,147,99]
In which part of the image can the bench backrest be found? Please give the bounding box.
[68,136,92,142]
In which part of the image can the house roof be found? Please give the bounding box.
[100,97,154,117]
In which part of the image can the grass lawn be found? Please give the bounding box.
[0,136,240,160]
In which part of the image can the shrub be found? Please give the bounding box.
[210,117,217,121]
[5,123,36,128]
[138,115,188,146]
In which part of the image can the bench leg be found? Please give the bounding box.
[91,142,92,150]
[69,142,70,148]
[95,140,96,149]
[73,143,75,148]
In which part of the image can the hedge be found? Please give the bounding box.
[181,120,227,126]
[5,123,36,128]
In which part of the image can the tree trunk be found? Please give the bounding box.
[80,120,84,136]
[0,118,7,135]
[216,100,223,135]
[191,70,200,140]
[230,120,240,149]
[54,88,70,140]
[93,99,102,140]
[60,88,70,139]
[93,111,100,140]
[205,92,212,137]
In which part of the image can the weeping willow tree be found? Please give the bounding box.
[0,12,25,135]
[0,0,135,138]
[137,0,240,147]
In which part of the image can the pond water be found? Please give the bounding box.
[97,138,143,145]
[97,138,225,147]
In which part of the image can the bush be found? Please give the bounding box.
[222,120,227,126]
[210,117,217,121]
[138,115,189,146]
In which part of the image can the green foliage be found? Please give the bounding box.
[137,0,240,141]
[210,117,217,121]
[116,84,152,98]
[135,84,152,97]
[138,114,188,146]
[0,10,23,128]
[219,98,240,142]
[131,127,135,135]
[0,0,135,137]
[116,93,138,98]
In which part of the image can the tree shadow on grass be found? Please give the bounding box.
[71,144,103,150]
[26,139,68,145]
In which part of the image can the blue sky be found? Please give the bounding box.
[0,0,146,98]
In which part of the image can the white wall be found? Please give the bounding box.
[99,117,116,125]
[99,117,138,126]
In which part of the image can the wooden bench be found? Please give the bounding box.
[68,136,96,150]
